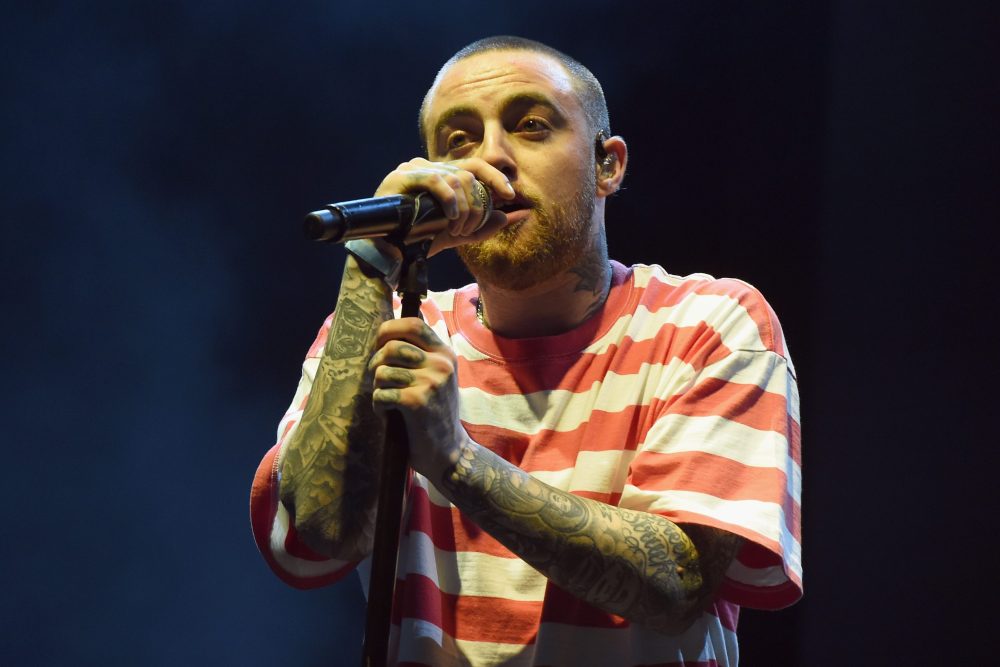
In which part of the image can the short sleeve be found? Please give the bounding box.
[619,278,802,609]
[248,313,359,589]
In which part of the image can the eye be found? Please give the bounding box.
[515,116,551,137]
[446,131,471,150]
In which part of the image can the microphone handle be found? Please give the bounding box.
[304,192,449,244]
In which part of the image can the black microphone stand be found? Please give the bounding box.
[362,239,430,667]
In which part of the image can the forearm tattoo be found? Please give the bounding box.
[279,259,394,558]
[442,442,741,632]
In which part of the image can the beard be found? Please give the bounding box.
[458,178,596,291]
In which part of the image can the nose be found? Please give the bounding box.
[477,122,517,181]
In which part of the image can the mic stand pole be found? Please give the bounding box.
[362,239,431,667]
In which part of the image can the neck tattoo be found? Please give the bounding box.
[475,264,612,333]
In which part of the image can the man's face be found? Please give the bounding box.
[422,50,598,290]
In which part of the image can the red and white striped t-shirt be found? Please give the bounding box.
[250,261,802,666]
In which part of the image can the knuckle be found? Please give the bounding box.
[427,354,454,375]
[399,390,420,409]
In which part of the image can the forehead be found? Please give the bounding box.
[424,50,582,127]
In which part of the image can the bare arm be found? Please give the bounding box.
[278,255,394,561]
[277,158,511,561]
[370,318,742,634]
[439,438,741,634]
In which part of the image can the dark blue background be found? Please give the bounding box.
[3,1,996,664]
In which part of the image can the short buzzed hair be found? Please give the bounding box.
[419,36,611,150]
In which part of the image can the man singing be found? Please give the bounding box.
[250,36,802,665]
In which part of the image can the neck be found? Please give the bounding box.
[477,228,611,338]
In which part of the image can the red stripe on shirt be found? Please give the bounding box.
[628,450,793,505]
[407,484,515,559]
[661,376,794,436]
[463,402,655,468]
[393,573,541,645]
[455,325,731,395]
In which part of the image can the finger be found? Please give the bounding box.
[368,340,428,371]
[443,172,471,233]
[373,158,434,198]
[418,172,462,221]
[376,318,446,352]
[467,177,494,236]
[375,159,505,235]
[376,168,461,220]
[449,171,491,237]
[373,365,416,389]
[372,387,405,412]
[465,209,509,242]
[455,157,516,201]
[371,385,432,413]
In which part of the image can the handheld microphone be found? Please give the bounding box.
[303,181,493,244]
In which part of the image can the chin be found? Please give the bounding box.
[458,227,578,291]
[460,190,596,290]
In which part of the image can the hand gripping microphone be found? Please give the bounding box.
[303,180,493,244]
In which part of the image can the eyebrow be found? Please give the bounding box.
[431,92,567,139]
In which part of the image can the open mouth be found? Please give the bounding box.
[493,194,532,214]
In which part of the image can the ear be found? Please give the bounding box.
[595,135,628,198]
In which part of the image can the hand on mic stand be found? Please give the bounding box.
[303,158,514,667]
